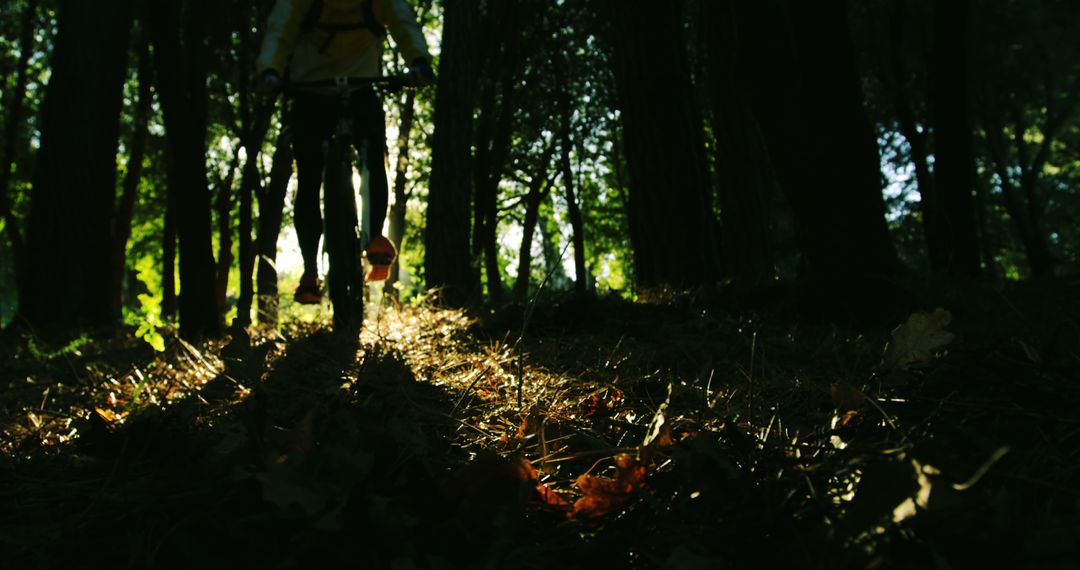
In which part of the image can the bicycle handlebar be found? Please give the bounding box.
[283,75,409,95]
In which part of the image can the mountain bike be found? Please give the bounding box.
[284,75,406,335]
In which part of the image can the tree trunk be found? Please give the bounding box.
[538,201,568,285]
[234,14,274,328]
[514,138,557,302]
[148,0,220,338]
[606,0,719,291]
[984,107,1064,279]
[556,67,587,294]
[888,0,942,273]
[425,0,482,306]
[256,127,294,327]
[929,0,981,277]
[706,0,773,289]
[214,153,239,314]
[386,90,417,298]
[235,104,275,328]
[0,0,39,290]
[734,0,898,292]
[18,0,134,330]
[163,175,178,321]
[112,36,153,315]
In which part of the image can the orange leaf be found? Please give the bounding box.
[446,453,570,513]
[573,453,646,520]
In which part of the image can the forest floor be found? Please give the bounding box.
[1,281,1079,569]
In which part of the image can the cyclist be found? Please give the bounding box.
[254,0,434,304]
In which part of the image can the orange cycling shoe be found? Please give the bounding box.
[365,236,398,282]
[293,272,323,304]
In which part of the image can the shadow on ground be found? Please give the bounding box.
[0,330,569,568]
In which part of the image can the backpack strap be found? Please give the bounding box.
[300,0,386,37]
[300,0,325,31]
[362,0,387,38]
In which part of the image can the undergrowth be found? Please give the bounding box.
[1,282,1078,568]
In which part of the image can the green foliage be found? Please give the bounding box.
[127,255,166,352]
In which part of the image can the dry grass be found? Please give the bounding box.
[1,291,1078,567]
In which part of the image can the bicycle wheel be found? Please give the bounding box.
[322,134,365,334]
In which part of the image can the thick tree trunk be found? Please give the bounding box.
[18,0,133,330]
[706,0,773,289]
[385,90,417,298]
[256,127,294,327]
[514,138,557,302]
[0,0,39,289]
[606,0,719,291]
[425,0,482,306]
[149,0,220,338]
[929,0,981,277]
[735,0,898,292]
[112,37,153,315]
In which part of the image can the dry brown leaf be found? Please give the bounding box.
[573,453,646,520]
[445,454,570,514]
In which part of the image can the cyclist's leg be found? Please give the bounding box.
[290,94,335,276]
[351,88,390,239]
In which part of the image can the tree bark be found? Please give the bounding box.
[425,0,482,306]
[888,0,942,271]
[112,36,153,315]
[605,0,720,291]
[0,0,39,289]
[256,127,294,327]
[148,0,220,338]
[18,0,134,330]
[234,13,274,328]
[556,66,587,294]
[163,174,178,321]
[734,0,898,293]
[214,153,239,314]
[929,0,981,277]
[235,108,274,328]
[514,138,557,302]
[706,0,772,289]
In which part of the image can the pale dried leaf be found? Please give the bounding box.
[883,308,956,368]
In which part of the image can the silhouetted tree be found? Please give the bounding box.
[18,0,134,329]
[148,0,220,337]
[426,0,482,306]
[606,0,720,291]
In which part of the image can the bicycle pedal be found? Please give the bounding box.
[366,264,391,282]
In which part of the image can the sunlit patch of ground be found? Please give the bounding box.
[0,333,228,455]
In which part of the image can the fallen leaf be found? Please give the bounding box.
[93,407,126,424]
[831,382,868,412]
[445,454,570,514]
[883,308,956,368]
[573,453,646,520]
[578,387,623,419]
